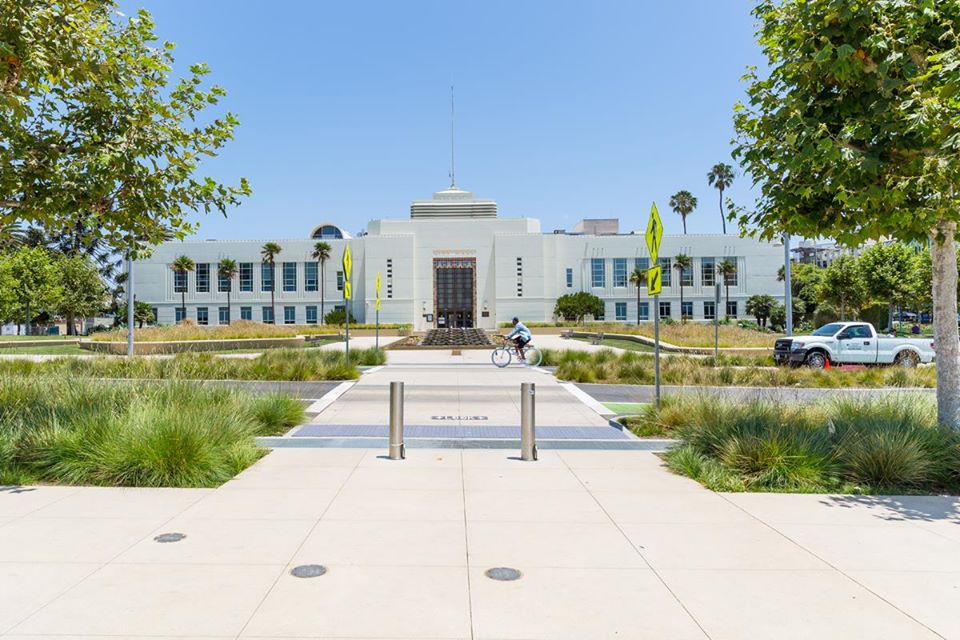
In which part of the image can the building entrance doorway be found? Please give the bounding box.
[434,258,475,328]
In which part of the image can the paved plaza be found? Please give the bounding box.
[1,358,959,639]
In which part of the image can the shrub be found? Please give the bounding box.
[324,308,357,325]
[248,394,307,436]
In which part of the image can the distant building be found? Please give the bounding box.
[134,185,785,329]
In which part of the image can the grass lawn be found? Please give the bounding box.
[0,345,93,356]
[0,335,76,341]
[0,377,305,487]
[573,337,654,352]
[603,402,648,414]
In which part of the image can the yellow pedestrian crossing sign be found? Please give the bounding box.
[375,272,382,311]
[645,202,663,263]
[342,245,352,300]
[647,265,663,296]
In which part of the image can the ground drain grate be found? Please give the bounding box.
[485,567,522,581]
[291,564,327,578]
[154,533,186,543]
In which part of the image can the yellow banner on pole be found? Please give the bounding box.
[375,272,381,311]
[342,245,352,300]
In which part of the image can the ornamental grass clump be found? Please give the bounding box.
[0,377,304,487]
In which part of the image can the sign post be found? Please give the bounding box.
[342,245,352,362]
[645,203,664,410]
[375,271,382,350]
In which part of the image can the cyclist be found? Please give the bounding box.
[504,317,533,361]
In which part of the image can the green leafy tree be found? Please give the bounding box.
[0,254,16,324]
[732,0,960,426]
[717,259,737,318]
[778,261,825,324]
[669,191,698,235]
[56,255,107,335]
[312,241,332,320]
[554,292,604,324]
[0,1,250,249]
[858,243,918,331]
[261,242,282,323]
[818,254,868,321]
[8,246,61,335]
[217,258,238,324]
[170,255,194,323]
[628,266,647,325]
[707,163,734,234]
[323,308,356,326]
[746,294,777,328]
[673,254,692,320]
[134,300,155,328]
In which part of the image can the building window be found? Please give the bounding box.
[635,257,649,288]
[701,257,715,287]
[566,268,573,288]
[196,307,209,325]
[195,263,210,293]
[726,300,738,318]
[659,301,672,319]
[681,301,693,319]
[681,264,693,287]
[261,263,274,292]
[240,306,252,321]
[724,258,739,286]
[218,306,230,325]
[658,258,672,287]
[639,302,649,321]
[613,258,627,287]
[174,270,187,293]
[386,259,394,299]
[591,258,605,288]
[284,306,296,324]
[218,268,231,293]
[151,307,158,325]
[262,306,274,324]
[175,307,186,323]
[336,270,344,291]
[283,262,297,292]
[239,263,253,292]
[704,300,716,320]
[305,262,318,292]
[615,302,627,321]
[306,305,318,324]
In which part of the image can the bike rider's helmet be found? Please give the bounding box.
[512,317,519,324]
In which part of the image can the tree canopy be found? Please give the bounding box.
[554,292,604,323]
[1,0,250,250]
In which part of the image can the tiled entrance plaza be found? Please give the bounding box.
[1,448,959,639]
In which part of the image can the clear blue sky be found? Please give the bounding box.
[122,0,764,240]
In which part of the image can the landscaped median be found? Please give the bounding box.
[0,347,385,381]
[0,377,305,487]
[90,319,411,342]
[631,394,960,494]
[543,348,936,388]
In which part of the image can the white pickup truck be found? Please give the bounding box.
[773,322,935,368]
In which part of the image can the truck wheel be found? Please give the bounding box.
[895,351,919,368]
[805,351,828,369]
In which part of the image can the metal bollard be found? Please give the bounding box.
[520,382,537,461]
[389,381,405,460]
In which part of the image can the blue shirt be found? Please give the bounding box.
[506,321,532,341]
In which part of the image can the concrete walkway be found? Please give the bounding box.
[1,449,957,639]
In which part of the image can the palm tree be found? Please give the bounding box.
[629,266,647,325]
[218,258,238,324]
[673,254,692,322]
[0,220,24,250]
[312,241,332,322]
[718,258,738,319]
[260,242,282,323]
[170,256,195,323]
[669,190,698,235]
[707,163,735,234]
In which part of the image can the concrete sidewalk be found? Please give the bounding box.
[1,449,957,639]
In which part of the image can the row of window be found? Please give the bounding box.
[170,305,337,325]
[174,262,352,295]
[583,257,739,289]
[608,300,739,322]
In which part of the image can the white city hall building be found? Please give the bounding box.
[135,185,785,330]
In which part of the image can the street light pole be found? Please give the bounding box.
[126,251,135,357]
[784,233,793,336]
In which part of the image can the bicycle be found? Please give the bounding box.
[491,335,543,368]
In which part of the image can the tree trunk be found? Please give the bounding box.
[66,313,75,335]
[887,302,894,333]
[719,189,727,234]
[271,263,276,323]
[24,303,30,336]
[931,219,960,429]
[679,282,685,323]
[227,290,231,325]
[725,284,730,319]
[636,287,641,325]
[320,261,325,324]
[181,291,186,323]
[840,301,845,322]
[682,217,687,235]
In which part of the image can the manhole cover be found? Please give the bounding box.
[485,567,522,581]
[291,564,327,578]
[153,532,186,543]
